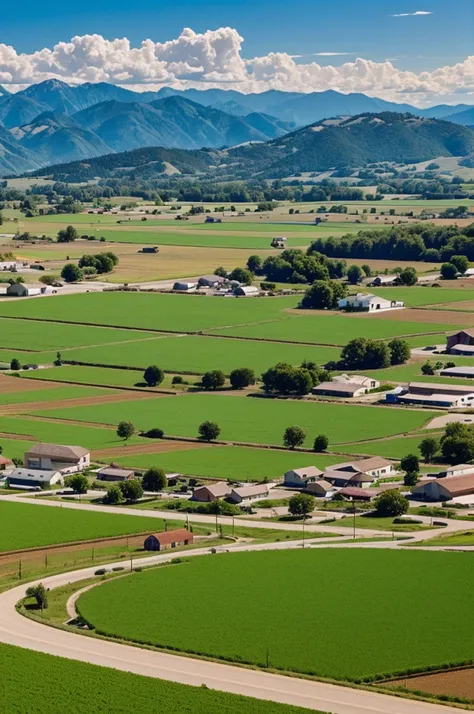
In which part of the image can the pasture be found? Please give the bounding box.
[0,501,167,552]
[32,393,436,446]
[0,384,112,406]
[0,644,315,714]
[340,435,431,459]
[77,549,474,680]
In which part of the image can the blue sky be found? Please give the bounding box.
[2,0,473,72]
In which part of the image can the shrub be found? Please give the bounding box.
[198,421,221,441]
[229,367,255,390]
[142,428,164,439]
[374,490,409,517]
[143,365,164,387]
[313,434,329,452]
[201,370,226,390]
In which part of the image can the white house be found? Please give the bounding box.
[284,466,323,487]
[338,293,404,312]
[7,468,63,489]
[24,443,90,474]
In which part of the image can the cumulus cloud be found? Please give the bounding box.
[0,27,473,106]
[391,10,433,16]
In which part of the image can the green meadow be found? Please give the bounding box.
[32,393,435,446]
[77,549,474,680]
[0,384,112,406]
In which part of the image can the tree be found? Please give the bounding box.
[283,425,306,450]
[341,338,390,370]
[374,489,409,517]
[440,262,458,280]
[61,263,83,283]
[26,583,48,611]
[198,421,221,441]
[361,264,372,277]
[398,267,417,286]
[300,280,347,310]
[120,479,144,502]
[449,255,469,274]
[10,358,20,371]
[103,484,124,505]
[347,264,363,285]
[247,255,262,273]
[65,473,89,494]
[214,266,227,278]
[388,338,411,365]
[289,493,315,518]
[441,435,474,463]
[229,267,253,285]
[57,225,79,243]
[143,365,164,387]
[313,434,329,452]
[421,361,435,375]
[419,436,439,463]
[201,370,226,390]
[117,421,135,441]
[229,367,255,390]
[404,471,419,486]
[400,454,419,474]
[142,467,167,492]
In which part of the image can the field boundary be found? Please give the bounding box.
[0,531,156,558]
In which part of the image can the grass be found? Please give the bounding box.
[335,514,432,532]
[0,500,173,552]
[108,445,344,481]
[0,643,319,714]
[0,384,113,406]
[1,317,160,351]
[31,393,436,447]
[76,549,474,680]
[51,336,341,375]
[339,434,430,459]
[415,530,474,547]
[0,416,148,450]
[0,438,35,460]
[366,287,474,308]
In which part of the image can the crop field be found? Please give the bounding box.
[0,438,35,460]
[0,501,168,552]
[369,287,474,308]
[1,644,316,714]
[32,393,436,446]
[1,317,160,351]
[52,335,341,374]
[19,365,192,391]
[0,384,113,406]
[340,434,431,459]
[0,416,148,450]
[108,444,344,481]
[77,549,473,680]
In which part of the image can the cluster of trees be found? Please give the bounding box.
[417,422,474,464]
[374,489,409,516]
[247,249,347,286]
[300,280,348,309]
[336,337,410,370]
[103,478,144,504]
[262,361,330,396]
[308,223,474,262]
[78,252,119,275]
[57,226,79,243]
[283,425,328,451]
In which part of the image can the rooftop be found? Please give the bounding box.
[26,443,90,460]
[287,466,323,478]
[313,381,363,394]
[146,529,193,545]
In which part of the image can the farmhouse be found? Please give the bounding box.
[284,466,323,487]
[447,329,474,355]
[321,457,394,488]
[0,455,13,470]
[337,293,404,312]
[24,443,90,474]
[198,274,225,288]
[192,482,231,502]
[143,529,194,551]
[312,374,379,398]
[413,473,474,501]
[7,468,63,489]
[228,484,269,505]
[396,382,474,408]
[173,281,196,292]
[234,285,259,297]
[97,467,135,482]
[305,479,336,497]
[440,366,474,379]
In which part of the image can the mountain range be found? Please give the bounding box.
[31,113,474,182]
[0,79,473,175]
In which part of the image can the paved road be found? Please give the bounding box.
[0,542,464,714]
[3,493,474,543]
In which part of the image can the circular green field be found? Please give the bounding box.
[77,549,474,680]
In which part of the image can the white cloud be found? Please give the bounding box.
[0,27,473,107]
[391,10,433,16]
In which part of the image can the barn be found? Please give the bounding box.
[143,529,194,551]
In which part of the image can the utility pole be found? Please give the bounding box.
[302,518,305,548]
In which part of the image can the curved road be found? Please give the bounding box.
[0,541,465,714]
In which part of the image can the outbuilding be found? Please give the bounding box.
[234,285,259,297]
[6,283,42,297]
[338,292,404,312]
[305,479,335,497]
[0,455,13,470]
[228,484,269,505]
[7,468,63,489]
[284,466,323,488]
[312,381,368,398]
[332,487,373,502]
[413,473,474,501]
[24,443,90,474]
[447,329,474,354]
[143,529,194,551]
[97,467,135,482]
[198,274,225,288]
[192,482,231,502]
[173,281,196,292]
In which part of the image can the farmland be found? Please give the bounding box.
[1,644,317,714]
[0,501,168,552]
[31,393,435,446]
[77,549,474,680]
[0,384,113,406]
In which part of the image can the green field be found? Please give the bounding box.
[2,317,159,351]
[109,445,344,481]
[0,384,113,406]
[50,336,340,374]
[0,437,35,460]
[0,501,169,551]
[1,643,317,714]
[340,434,430,459]
[77,549,474,680]
[32,393,436,446]
[369,287,474,307]
[0,416,147,451]
[214,315,451,345]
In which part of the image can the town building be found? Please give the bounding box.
[337,292,404,312]
[143,529,194,551]
[284,466,324,488]
[24,444,90,474]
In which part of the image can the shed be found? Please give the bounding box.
[97,467,135,482]
[228,484,269,504]
[447,329,474,352]
[7,468,63,488]
[413,473,474,501]
[284,466,323,487]
[305,479,335,497]
[173,281,196,292]
[192,482,231,502]
[6,283,42,297]
[0,455,13,470]
[234,285,259,297]
[198,275,225,288]
[144,529,194,551]
[312,381,368,398]
[440,366,474,379]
